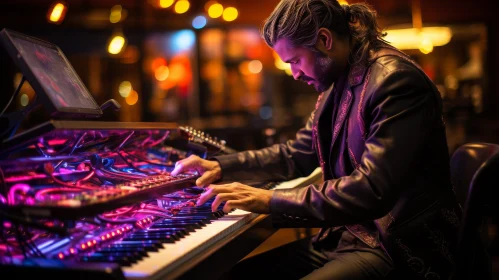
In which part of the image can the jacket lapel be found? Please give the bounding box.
[330,63,367,150]
[311,86,333,177]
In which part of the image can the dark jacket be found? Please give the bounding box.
[214,45,461,279]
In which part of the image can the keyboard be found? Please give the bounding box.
[123,167,322,280]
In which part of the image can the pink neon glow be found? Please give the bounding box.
[69,248,75,254]
[58,253,64,259]
[8,183,31,205]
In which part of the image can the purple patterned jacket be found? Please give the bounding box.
[214,45,461,278]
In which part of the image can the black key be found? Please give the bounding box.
[173,212,218,219]
[130,232,183,240]
[80,255,132,266]
[113,240,164,249]
[136,229,186,238]
[153,221,205,229]
[137,227,189,235]
[149,224,195,232]
[108,243,160,252]
[169,216,212,222]
[122,235,176,243]
[89,251,143,262]
[97,247,148,257]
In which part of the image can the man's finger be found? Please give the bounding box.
[196,170,219,187]
[196,185,232,206]
[222,200,245,213]
[211,193,240,212]
[171,155,199,176]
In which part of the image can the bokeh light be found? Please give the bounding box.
[208,3,223,18]
[159,0,174,8]
[192,15,207,29]
[119,81,132,97]
[155,65,170,81]
[174,0,190,14]
[48,2,67,24]
[248,60,262,74]
[108,35,125,54]
[222,7,238,22]
[125,90,139,105]
[109,5,122,23]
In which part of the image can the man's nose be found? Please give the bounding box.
[291,66,302,81]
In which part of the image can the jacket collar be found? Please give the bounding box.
[312,62,368,151]
[312,45,411,150]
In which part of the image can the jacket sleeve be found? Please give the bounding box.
[211,114,319,183]
[270,65,439,227]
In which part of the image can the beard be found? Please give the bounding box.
[314,52,336,92]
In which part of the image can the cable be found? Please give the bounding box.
[0,76,25,117]
[0,217,13,264]
[0,167,7,198]
[0,209,68,235]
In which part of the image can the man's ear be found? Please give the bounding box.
[315,28,334,52]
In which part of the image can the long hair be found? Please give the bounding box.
[261,0,387,65]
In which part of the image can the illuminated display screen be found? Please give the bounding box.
[0,29,102,117]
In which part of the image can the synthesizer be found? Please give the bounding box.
[0,120,323,280]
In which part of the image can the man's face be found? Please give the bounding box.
[273,37,339,93]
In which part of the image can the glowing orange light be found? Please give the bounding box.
[125,90,139,105]
[108,35,126,54]
[248,60,262,74]
[159,0,174,8]
[174,0,190,14]
[168,63,187,83]
[208,3,223,18]
[48,2,67,24]
[155,65,170,81]
[109,5,122,23]
[151,57,167,72]
[222,7,238,22]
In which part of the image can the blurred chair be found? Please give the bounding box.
[450,142,499,280]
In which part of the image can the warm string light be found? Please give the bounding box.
[47,2,67,24]
[174,0,190,14]
[108,35,126,54]
[150,1,239,29]
[109,5,123,23]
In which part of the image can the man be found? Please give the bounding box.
[172,0,462,279]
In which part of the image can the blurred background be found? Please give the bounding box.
[0,0,497,154]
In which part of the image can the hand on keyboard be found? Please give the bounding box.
[196,182,273,214]
[171,155,222,187]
